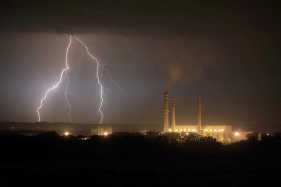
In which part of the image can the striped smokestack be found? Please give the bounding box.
[172,98,176,132]
[164,90,169,132]
[198,98,201,134]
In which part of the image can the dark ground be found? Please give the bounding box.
[1,132,281,186]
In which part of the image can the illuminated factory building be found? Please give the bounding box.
[91,126,112,136]
[172,125,232,141]
[163,90,234,141]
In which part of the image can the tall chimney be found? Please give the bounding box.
[172,98,176,132]
[198,98,201,134]
[164,90,169,132]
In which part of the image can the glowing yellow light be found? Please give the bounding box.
[169,129,172,132]
[192,129,195,132]
[184,129,186,132]
[180,129,182,131]
[206,129,208,132]
[235,132,239,136]
[64,132,69,136]
[104,132,108,136]
[210,129,212,132]
[175,129,178,132]
[186,133,189,135]
[188,129,190,132]
[215,129,217,131]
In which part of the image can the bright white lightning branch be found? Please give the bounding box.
[37,35,122,124]
[37,36,72,122]
[74,43,84,82]
[73,36,104,124]
[99,63,124,92]
[64,44,85,122]
[64,75,72,122]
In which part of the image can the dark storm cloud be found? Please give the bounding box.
[2,0,278,87]
[0,0,281,126]
[1,0,280,86]
[1,0,280,35]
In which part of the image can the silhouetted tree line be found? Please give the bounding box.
[1,131,281,161]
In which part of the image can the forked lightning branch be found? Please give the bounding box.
[37,35,113,124]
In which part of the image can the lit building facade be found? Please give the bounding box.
[91,126,112,136]
[170,125,232,141]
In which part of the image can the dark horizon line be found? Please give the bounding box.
[0,121,161,125]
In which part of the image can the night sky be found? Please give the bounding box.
[0,1,280,129]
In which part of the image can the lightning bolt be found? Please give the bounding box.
[74,43,84,82]
[64,75,72,123]
[73,36,104,124]
[37,35,124,124]
[37,36,72,122]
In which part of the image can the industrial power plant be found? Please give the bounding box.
[0,90,254,142]
[163,90,248,141]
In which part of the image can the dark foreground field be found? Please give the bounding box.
[1,132,281,186]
